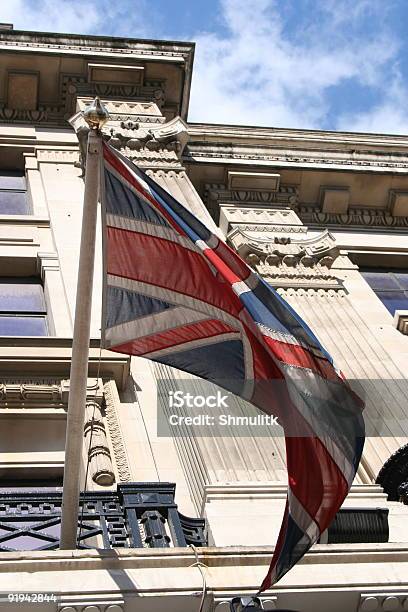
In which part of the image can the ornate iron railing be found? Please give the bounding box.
[0,482,207,551]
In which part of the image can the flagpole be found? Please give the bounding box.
[60,98,109,549]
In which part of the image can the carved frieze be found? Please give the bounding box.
[228,227,343,291]
[103,380,132,483]
[106,115,189,169]
[36,149,80,164]
[298,205,408,228]
[219,206,304,235]
[206,183,299,219]
[0,378,102,408]
[0,71,166,125]
[76,98,165,124]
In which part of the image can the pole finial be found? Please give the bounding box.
[83,96,110,130]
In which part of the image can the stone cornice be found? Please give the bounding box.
[187,123,408,150]
[0,31,194,62]
[0,338,130,390]
[185,143,408,173]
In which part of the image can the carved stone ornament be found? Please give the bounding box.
[228,227,344,290]
[106,115,189,168]
[205,183,298,220]
[298,205,408,228]
[0,378,116,487]
[0,378,99,407]
[84,399,115,487]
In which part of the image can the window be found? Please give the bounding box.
[0,277,48,335]
[0,171,29,215]
[361,269,408,315]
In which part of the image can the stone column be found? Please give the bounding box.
[84,398,115,487]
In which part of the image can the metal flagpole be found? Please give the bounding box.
[60,98,109,549]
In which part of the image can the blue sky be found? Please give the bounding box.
[2,0,408,134]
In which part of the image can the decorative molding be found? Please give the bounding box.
[186,143,408,171]
[61,73,166,124]
[231,224,306,233]
[36,149,80,164]
[0,107,49,122]
[37,251,59,281]
[359,593,408,611]
[219,206,304,236]
[0,378,101,409]
[59,599,124,612]
[0,381,63,405]
[0,63,167,124]
[228,227,339,265]
[107,115,189,169]
[276,286,346,297]
[103,380,132,483]
[206,182,298,209]
[77,98,165,124]
[298,206,408,228]
[228,228,343,290]
[0,38,191,60]
[84,399,115,487]
[60,608,123,612]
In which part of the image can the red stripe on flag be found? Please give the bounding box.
[212,240,252,282]
[286,435,348,532]
[108,319,236,356]
[263,335,341,382]
[201,246,243,285]
[107,226,243,316]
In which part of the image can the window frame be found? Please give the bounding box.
[361,268,408,316]
[0,170,30,216]
[0,277,48,337]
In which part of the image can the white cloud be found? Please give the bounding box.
[188,0,402,132]
[337,76,408,135]
[0,0,150,37]
[0,0,99,34]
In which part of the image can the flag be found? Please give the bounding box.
[100,140,365,590]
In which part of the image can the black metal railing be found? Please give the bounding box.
[0,482,207,551]
[327,507,389,544]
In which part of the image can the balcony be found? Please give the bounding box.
[0,482,207,551]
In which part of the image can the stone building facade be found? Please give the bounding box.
[0,25,408,612]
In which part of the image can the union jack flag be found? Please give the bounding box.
[100,141,365,590]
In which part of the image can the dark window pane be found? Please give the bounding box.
[0,316,47,336]
[0,191,28,215]
[0,173,26,190]
[393,273,408,290]
[376,291,408,315]
[0,280,45,313]
[362,272,400,290]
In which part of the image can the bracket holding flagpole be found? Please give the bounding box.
[60,97,109,550]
